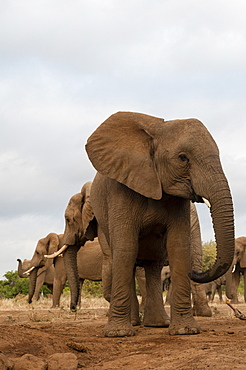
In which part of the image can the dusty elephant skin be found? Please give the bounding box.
[17,258,54,301]
[85,111,235,337]
[62,182,98,311]
[226,236,246,303]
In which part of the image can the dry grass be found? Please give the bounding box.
[0,292,109,311]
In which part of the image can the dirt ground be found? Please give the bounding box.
[1,296,246,369]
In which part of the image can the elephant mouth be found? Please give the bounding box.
[191,193,204,204]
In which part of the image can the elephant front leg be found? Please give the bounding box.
[167,226,200,335]
[104,246,137,337]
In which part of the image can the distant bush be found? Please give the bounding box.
[202,240,216,271]
[0,271,29,298]
[0,270,52,299]
[81,281,103,297]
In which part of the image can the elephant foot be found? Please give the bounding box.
[143,306,170,327]
[143,315,170,327]
[131,317,141,326]
[143,318,170,327]
[104,321,135,337]
[193,303,212,317]
[230,299,240,304]
[168,317,200,336]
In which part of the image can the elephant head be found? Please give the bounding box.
[86,112,235,283]
[24,233,61,303]
[17,258,32,278]
[226,237,246,299]
[60,182,97,310]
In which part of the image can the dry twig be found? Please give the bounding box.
[226,299,246,320]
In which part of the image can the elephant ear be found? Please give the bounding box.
[47,233,60,255]
[45,233,60,267]
[240,247,246,268]
[81,182,97,240]
[85,112,163,200]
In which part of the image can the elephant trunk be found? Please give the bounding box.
[17,259,26,278]
[63,245,80,311]
[28,268,38,303]
[225,267,233,299]
[190,177,235,283]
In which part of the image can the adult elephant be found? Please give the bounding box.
[226,237,246,303]
[84,112,234,337]
[17,258,54,300]
[21,232,102,307]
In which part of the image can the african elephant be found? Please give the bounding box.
[17,258,54,300]
[161,266,171,292]
[20,232,102,307]
[204,275,226,303]
[226,237,246,303]
[84,112,234,337]
[112,202,212,320]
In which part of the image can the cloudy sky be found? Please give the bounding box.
[1,0,246,279]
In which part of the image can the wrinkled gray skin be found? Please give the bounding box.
[21,232,102,307]
[24,233,62,305]
[156,205,212,316]
[17,259,54,300]
[62,182,98,310]
[226,237,246,303]
[110,202,212,325]
[204,275,226,303]
[85,112,234,337]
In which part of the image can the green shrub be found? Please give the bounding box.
[202,240,216,271]
[0,271,29,298]
[81,281,103,297]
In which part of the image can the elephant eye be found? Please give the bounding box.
[179,153,189,162]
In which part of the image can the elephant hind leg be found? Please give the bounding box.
[143,262,170,328]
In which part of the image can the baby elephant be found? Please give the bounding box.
[204,276,226,303]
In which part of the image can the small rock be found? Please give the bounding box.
[11,354,47,370]
[48,353,78,370]
[67,341,88,352]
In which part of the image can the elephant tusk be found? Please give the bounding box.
[44,244,68,259]
[202,197,211,208]
[23,266,35,275]
[232,265,236,273]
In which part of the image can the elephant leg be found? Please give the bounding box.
[190,203,212,317]
[130,268,141,326]
[135,266,147,313]
[217,286,223,303]
[191,282,212,317]
[143,261,170,327]
[103,233,138,337]
[52,275,66,308]
[33,274,45,301]
[99,229,112,303]
[165,282,172,305]
[78,279,84,308]
[231,272,240,303]
[211,284,217,302]
[167,217,200,335]
[243,273,246,303]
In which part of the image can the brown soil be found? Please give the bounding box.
[1,298,246,369]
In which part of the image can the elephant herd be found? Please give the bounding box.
[17,112,242,337]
